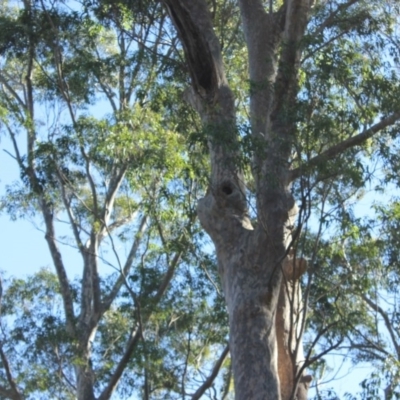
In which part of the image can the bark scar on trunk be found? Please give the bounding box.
[277,251,311,400]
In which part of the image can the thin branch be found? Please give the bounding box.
[191,345,230,400]
[154,250,182,303]
[97,324,141,400]
[361,294,400,360]
[98,212,138,243]
[98,250,183,400]
[0,73,26,110]
[290,111,400,180]
[102,215,149,312]
[0,282,21,400]
[21,0,36,170]
[181,331,192,396]
[311,0,361,37]
[99,164,129,238]
[221,362,232,400]
[88,233,102,316]
[6,124,25,170]
[301,30,348,63]
[55,167,84,254]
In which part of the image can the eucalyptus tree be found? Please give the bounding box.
[2,0,400,399]
[161,0,400,399]
[0,1,230,399]
[301,201,400,399]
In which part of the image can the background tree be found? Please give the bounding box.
[0,0,231,399]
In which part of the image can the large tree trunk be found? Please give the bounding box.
[164,0,312,398]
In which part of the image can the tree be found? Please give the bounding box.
[0,1,230,399]
[162,0,400,399]
[2,0,400,399]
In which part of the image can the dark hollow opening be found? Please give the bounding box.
[221,184,233,195]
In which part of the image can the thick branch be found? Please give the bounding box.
[238,0,280,138]
[0,386,22,400]
[0,346,23,400]
[290,111,400,180]
[79,233,102,327]
[163,0,224,96]
[237,0,266,22]
[191,345,229,400]
[271,0,311,125]
[163,0,245,207]
[42,202,76,334]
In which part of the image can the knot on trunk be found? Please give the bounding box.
[217,179,247,212]
[282,251,307,281]
[197,180,252,242]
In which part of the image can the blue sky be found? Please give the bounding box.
[1,134,389,399]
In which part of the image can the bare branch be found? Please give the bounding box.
[191,345,230,400]
[290,111,400,181]
[102,215,149,312]
[361,294,400,360]
[98,250,183,400]
[55,168,85,253]
[41,203,76,335]
[311,0,361,37]
[154,251,182,303]
[99,165,129,237]
[0,346,24,400]
[0,73,26,110]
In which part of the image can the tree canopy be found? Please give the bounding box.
[0,0,400,399]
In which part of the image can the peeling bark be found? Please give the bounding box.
[277,254,311,400]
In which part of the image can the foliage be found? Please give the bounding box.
[1,0,400,399]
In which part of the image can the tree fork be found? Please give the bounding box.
[163,0,313,398]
